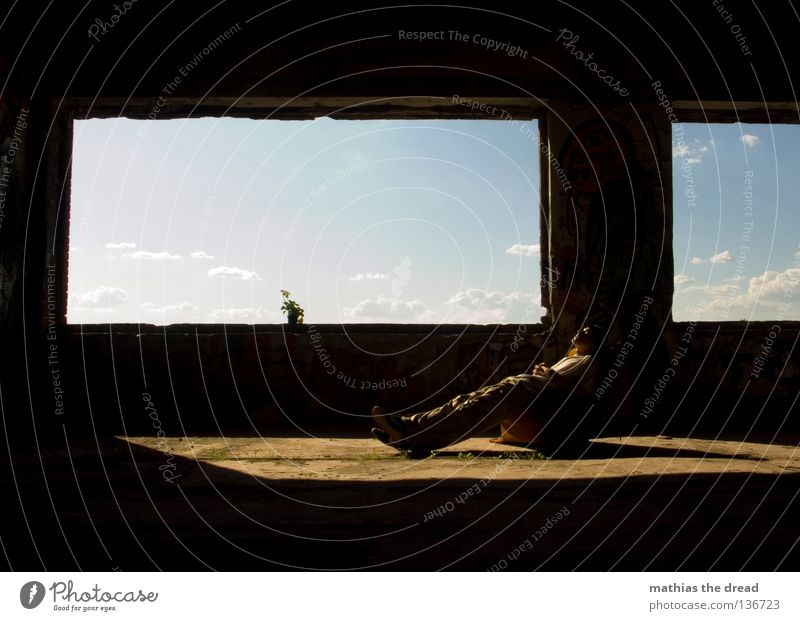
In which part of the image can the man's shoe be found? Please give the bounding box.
[372,428,431,458]
[371,427,393,446]
[371,406,407,445]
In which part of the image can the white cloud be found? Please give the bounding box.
[691,250,733,265]
[190,250,215,260]
[105,241,136,249]
[690,267,800,318]
[210,307,280,322]
[68,308,119,323]
[448,289,518,309]
[70,286,129,308]
[673,144,690,158]
[124,250,182,260]
[445,289,544,323]
[679,281,734,296]
[344,296,425,321]
[139,302,197,314]
[674,274,694,288]
[208,266,261,280]
[748,268,800,301]
[673,139,711,164]
[505,243,540,257]
[740,134,760,148]
[348,272,390,282]
[710,250,733,263]
[341,289,546,323]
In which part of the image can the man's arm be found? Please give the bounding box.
[531,361,574,389]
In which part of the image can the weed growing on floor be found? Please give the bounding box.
[398,448,437,460]
[496,450,546,460]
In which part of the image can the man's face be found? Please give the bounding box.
[572,326,592,344]
[572,326,595,352]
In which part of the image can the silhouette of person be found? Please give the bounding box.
[371,325,600,452]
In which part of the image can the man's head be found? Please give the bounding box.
[571,324,599,355]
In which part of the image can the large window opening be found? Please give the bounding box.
[672,122,800,321]
[68,116,544,325]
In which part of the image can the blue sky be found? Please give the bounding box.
[672,122,800,321]
[69,118,799,324]
[68,117,543,324]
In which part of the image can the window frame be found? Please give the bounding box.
[54,96,550,333]
[669,102,800,324]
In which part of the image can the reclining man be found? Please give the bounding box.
[370,324,601,453]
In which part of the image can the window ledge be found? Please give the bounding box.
[63,322,549,336]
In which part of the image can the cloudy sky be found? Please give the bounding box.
[672,123,800,321]
[68,117,543,324]
[69,118,799,324]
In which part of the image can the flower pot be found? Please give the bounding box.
[286,311,300,326]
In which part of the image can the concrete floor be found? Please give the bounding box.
[3,432,799,570]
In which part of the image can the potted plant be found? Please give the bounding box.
[280,289,305,326]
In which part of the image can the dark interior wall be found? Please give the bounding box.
[2,1,799,437]
[57,326,554,435]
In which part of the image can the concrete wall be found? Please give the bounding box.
[56,325,554,435]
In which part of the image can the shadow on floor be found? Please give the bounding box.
[2,433,799,571]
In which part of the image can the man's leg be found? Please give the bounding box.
[398,375,545,450]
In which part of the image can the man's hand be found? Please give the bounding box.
[532,363,554,377]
